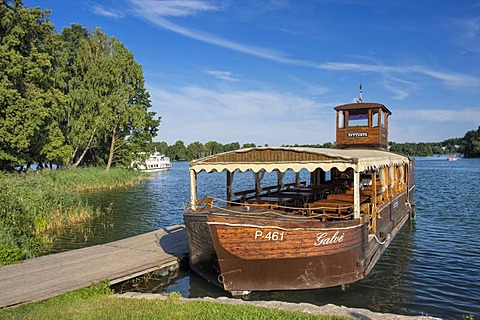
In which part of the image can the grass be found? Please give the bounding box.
[0,283,351,320]
[0,167,145,265]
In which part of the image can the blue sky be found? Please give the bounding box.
[25,0,480,146]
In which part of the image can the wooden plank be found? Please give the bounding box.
[0,224,188,309]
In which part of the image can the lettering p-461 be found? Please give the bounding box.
[254,230,284,241]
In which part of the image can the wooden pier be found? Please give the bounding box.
[0,224,188,309]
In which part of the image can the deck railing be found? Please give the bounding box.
[233,181,306,201]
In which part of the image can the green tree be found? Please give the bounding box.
[0,0,67,170]
[322,141,335,148]
[223,142,240,152]
[204,141,223,156]
[120,111,161,167]
[0,4,159,171]
[57,24,90,166]
[60,27,109,166]
[101,36,158,171]
[462,126,480,158]
[168,140,187,161]
[418,143,433,157]
[187,141,205,159]
[152,141,168,155]
[58,27,159,169]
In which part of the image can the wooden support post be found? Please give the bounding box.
[295,172,301,187]
[384,167,388,198]
[226,170,233,206]
[371,170,377,234]
[378,109,382,128]
[353,170,360,219]
[189,169,197,211]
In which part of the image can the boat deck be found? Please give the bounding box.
[196,189,370,221]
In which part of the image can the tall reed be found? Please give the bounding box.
[0,167,144,265]
[40,167,145,192]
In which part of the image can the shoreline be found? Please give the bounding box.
[115,292,442,320]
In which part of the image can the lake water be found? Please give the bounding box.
[49,157,480,319]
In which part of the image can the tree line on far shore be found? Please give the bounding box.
[150,141,336,161]
[151,127,480,162]
[389,127,480,158]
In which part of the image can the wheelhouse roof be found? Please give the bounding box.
[334,102,392,115]
[190,147,409,174]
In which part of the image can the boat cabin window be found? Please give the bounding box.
[338,111,345,129]
[348,109,368,127]
[371,107,387,129]
[325,170,331,181]
[382,109,388,129]
[372,108,380,127]
[228,169,311,196]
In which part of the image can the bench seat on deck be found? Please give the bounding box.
[304,199,370,220]
[362,184,386,204]
[326,194,368,203]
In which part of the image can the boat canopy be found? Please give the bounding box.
[190,147,409,174]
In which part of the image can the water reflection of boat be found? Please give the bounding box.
[132,151,172,172]
[183,102,416,296]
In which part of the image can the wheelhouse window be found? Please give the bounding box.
[338,111,345,128]
[348,109,368,127]
[372,108,380,127]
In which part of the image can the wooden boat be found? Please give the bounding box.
[183,102,415,295]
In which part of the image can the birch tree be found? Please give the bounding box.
[102,38,157,171]
[59,27,159,169]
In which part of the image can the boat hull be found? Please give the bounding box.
[139,167,170,172]
[211,217,366,291]
[184,191,413,294]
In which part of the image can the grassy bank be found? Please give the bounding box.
[0,283,349,320]
[0,168,144,265]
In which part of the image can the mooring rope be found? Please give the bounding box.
[206,221,362,231]
[371,233,390,245]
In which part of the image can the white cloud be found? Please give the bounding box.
[446,17,480,54]
[319,62,480,88]
[384,108,480,142]
[204,70,240,81]
[148,83,479,145]
[148,85,334,145]
[130,0,222,17]
[92,5,124,18]
[381,77,417,100]
[133,13,297,64]
[128,0,480,95]
[414,66,480,88]
[396,108,480,124]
